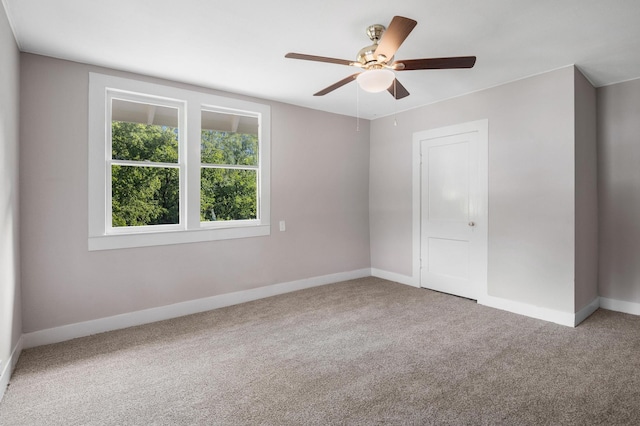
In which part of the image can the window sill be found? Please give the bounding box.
[88,224,270,251]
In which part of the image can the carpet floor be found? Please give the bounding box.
[1,277,639,425]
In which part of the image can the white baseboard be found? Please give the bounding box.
[371,268,419,287]
[479,295,601,327]
[23,268,371,349]
[478,295,576,327]
[0,335,23,403]
[373,271,599,327]
[574,297,600,326]
[600,297,640,316]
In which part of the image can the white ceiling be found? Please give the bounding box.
[4,0,640,119]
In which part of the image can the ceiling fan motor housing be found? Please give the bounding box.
[358,24,390,67]
[357,44,380,66]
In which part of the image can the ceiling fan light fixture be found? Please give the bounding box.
[356,69,395,93]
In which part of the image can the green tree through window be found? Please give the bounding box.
[111,121,179,227]
[200,125,259,222]
[111,122,259,227]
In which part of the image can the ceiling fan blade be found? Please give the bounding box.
[395,56,477,71]
[374,16,417,61]
[285,53,353,66]
[387,78,410,99]
[314,73,360,96]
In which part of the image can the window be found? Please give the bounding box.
[109,96,184,231]
[89,73,270,250]
[200,109,259,223]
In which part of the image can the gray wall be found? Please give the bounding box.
[19,54,371,333]
[370,67,578,313]
[13,48,635,337]
[598,77,640,304]
[574,68,599,311]
[0,3,21,375]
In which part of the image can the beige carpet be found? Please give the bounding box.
[1,277,639,425]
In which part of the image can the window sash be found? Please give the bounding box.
[200,164,258,171]
[110,160,181,168]
[106,90,186,234]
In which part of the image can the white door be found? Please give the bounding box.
[414,121,487,300]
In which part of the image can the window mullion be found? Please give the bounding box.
[185,98,202,230]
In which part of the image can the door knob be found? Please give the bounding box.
[468,221,475,227]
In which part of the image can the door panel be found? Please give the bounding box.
[419,129,484,299]
[428,142,469,223]
[427,238,469,279]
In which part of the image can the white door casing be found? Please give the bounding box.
[412,120,488,299]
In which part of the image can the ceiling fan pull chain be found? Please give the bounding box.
[356,83,360,132]
[394,79,398,126]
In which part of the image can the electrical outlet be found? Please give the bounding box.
[279,220,286,232]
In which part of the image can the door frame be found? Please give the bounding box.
[412,119,489,297]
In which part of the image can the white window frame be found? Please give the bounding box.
[107,92,186,234]
[199,105,262,228]
[88,73,271,250]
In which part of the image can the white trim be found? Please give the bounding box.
[478,294,575,327]
[371,268,419,287]
[575,297,600,326]
[412,119,489,298]
[411,138,421,285]
[22,269,371,349]
[89,224,270,250]
[478,296,621,327]
[600,297,640,316]
[0,335,23,403]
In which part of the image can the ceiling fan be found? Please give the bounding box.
[285,16,476,99]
